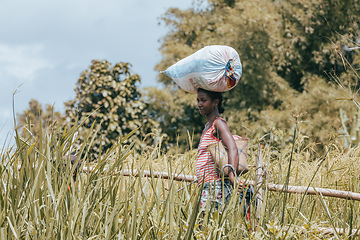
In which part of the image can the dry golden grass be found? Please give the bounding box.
[1,118,360,239]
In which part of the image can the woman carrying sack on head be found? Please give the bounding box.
[196,88,252,214]
[161,45,249,213]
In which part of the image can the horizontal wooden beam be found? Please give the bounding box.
[82,167,360,201]
[82,167,197,182]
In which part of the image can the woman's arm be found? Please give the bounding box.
[213,119,241,186]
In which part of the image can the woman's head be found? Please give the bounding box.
[197,88,225,115]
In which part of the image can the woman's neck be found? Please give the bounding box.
[206,110,220,123]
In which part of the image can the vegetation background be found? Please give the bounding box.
[6,0,360,238]
[17,0,360,157]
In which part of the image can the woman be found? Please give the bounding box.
[196,88,250,213]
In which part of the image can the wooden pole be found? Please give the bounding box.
[238,179,360,201]
[255,147,263,219]
[261,181,360,201]
[82,166,197,182]
[82,166,360,201]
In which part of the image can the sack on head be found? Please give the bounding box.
[161,45,242,93]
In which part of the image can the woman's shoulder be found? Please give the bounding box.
[212,117,231,139]
[213,117,228,128]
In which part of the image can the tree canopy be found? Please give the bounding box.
[150,0,360,151]
[65,60,159,159]
[16,0,360,155]
[17,99,63,141]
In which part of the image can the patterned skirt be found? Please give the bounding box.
[200,180,253,216]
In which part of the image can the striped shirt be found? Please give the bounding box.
[196,117,224,183]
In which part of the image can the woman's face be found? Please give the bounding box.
[197,91,217,116]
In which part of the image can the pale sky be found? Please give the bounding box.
[0,0,194,147]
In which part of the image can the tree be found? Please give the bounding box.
[144,87,204,150]
[153,0,294,148]
[17,99,64,140]
[153,0,360,152]
[65,60,159,159]
[273,0,360,91]
[156,0,288,111]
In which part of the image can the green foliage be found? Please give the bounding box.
[144,87,204,150]
[274,0,360,90]
[154,0,360,153]
[65,60,160,159]
[225,76,358,152]
[156,0,290,109]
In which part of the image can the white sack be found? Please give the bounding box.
[161,45,242,93]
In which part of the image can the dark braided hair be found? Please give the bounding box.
[197,88,225,114]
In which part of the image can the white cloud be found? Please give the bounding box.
[0,43,53,82]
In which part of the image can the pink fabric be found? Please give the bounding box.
[196,117,224,183]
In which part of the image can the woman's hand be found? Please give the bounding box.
[228,171,238,187]
[222,164,239,188]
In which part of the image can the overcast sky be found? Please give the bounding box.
[0,0,194,147]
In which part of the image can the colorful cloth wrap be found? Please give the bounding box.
[200,180,253,216]
[225,59,237,88]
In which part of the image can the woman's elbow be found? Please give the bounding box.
[238,164,249,175]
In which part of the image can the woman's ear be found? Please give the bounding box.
[213,99,219,108]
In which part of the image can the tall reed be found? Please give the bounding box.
[1,114,360,239]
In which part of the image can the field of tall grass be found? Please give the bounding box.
[1,116,360,239]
